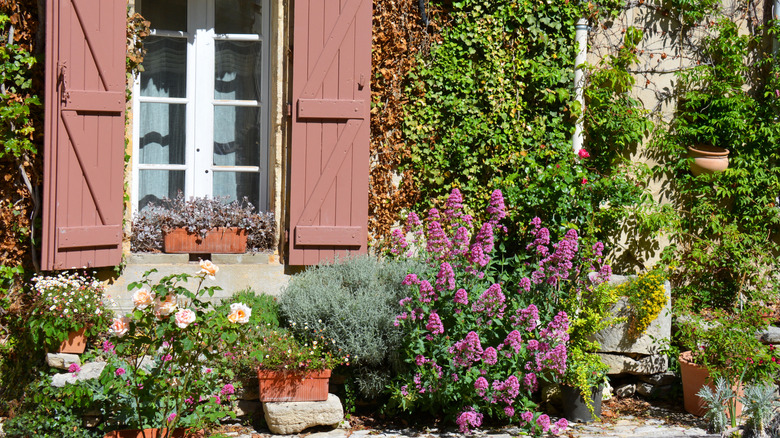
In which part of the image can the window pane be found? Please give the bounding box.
[139,103,186,165]
[138,170,185,210]
[213,171,259,207]
[139,0,187,32]
[215,41,262,101]
[141,37,187,98]
[213,106,260,166]
[215,0,262,34]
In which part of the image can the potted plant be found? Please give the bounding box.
[130,194,276,254]
[94,260,251,436]
[27,272,113,353]
[252,327,346,402]
[676,308,778,417]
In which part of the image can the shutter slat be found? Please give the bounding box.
[295,226,361,246]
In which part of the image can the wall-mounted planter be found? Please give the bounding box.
[688,145,730,176]
[163,227,247,254]
[257,369,331,402]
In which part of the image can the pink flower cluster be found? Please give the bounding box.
[456,408,484,434]
[449,331,484,368]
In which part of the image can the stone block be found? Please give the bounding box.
[637,383,674,399]
[591,278,672,355]
[598,353,668,375]
[615,383,636,398]
[263,393,344,434]
[639,371,677,386]
[46,353,81,370]
[760,326,780,344]
[235,400,261,417]
[51,362,106,387]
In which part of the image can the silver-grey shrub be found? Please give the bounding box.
[279,255,424,399]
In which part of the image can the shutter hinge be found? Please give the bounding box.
[285,229,290,243]
[286,103,292,117]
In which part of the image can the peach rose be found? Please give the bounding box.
[132,288,155,310]
[174,308,196,329]
[110,316,130,337]
[198,259,219,280]
[154,295,178,319]
[228,302,251,324]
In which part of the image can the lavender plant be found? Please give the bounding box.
[386,189,569,435]
[130,194,275,253]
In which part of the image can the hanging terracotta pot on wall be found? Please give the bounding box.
[687,145,730,176]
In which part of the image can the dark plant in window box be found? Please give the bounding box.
[130,194,275,253]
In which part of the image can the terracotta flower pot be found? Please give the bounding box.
[103,429,204,438]
[163,227,247,254]
[58,327,87,354]
[257,369,331,402]
[678,351,743,417]
[687,145,729,176]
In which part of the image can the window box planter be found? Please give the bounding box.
[257,369,331,402]
[57,327,87,354]
[163,227,247,254]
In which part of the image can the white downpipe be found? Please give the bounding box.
[573,18,589,153]
[774,0,780,54]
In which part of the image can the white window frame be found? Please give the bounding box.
[131,0,271,215]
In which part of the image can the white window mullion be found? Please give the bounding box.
[131,72,142,215]
[191,0,215,198]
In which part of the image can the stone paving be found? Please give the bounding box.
[218,415,716,438]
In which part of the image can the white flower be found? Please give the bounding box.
[174,308,196,329]
[198,259,219,280]
[227,302,251,324]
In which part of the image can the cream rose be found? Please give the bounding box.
[174,308,196,329]
[132,288,155,310]
[154,295,178,319]
[228,302,251,324]
[110,316,130,337]
[198,259,219,280]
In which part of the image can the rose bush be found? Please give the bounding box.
[91,260,251,433]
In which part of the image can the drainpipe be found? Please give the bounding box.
[573,18,589,154]
[774,0,780,54]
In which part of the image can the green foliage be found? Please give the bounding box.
[246,327,346,372]
[279,255,426,399]
[611,269,667,338]
[696,376,737,432]
[3,377,101,438]
[219,288,279,328]
[0,12,40,160]
[402,0,656,249]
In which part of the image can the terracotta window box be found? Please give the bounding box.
[257,369,331,402]
[163,227,247,254]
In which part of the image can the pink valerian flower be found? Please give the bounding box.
[474,376,489,397]
[443,188,464,221]
[221,384,235,395]
[415,355,427,366]
[402,273,420,286]
[503,330,523,354]
[551,418,569,435]
[453,288,469,305]
[577,148,590,158]
[418,280,438,303]
[482,347,498,365]
[389,229,408,255]
[471,284,506,321]
[426,221,451,258]
[456,408,484,434]
[532,228,579,286]
[399,296,412,307]
[427,207,441,222]
[452,226,471,257]
[400,385,409,396]
[449,331,484,367]
[511,304,540,331]
[212,395,221,404]
[102,340,115,353]
[468,242,489,268]
[539,311,570,343]
[535,343,568,376]
[115,367,126,376]
[68,363,81,373]
[405,211,422,233]
[520,411,534,425]
[536,414,551,433]
[523,372,538,391]
[435,262,456,291]
[167,412,177,422]
[426,311,444,335]
[486,189,507,229]
[475,222,495,254]
[504,406,515,417]
[491,375,520,404]
[393,312,409,326]
[518,277,531,292]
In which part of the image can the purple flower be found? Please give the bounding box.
[426,221,451,257]
[482,347,498,365]
[402,274,419,286]
[389,228,408,255]
[115,367,126,376]
[449,331,484,368]
[518,277,531,292]
[511,304,540,331]
[474,376,489,397]
[167,412,177,422]
[468,243,489,268]
[415,355,427,366]
[523,372,538,391]
[68,363,81,373]
[405,212,422,233]
[536,414,551,433]
[452,227,471,256]
[426,311,444,335]
[504,406,515,417]
[471,284,506,320]
[435,262,456,291]
[551,418,569,435]
[475,222,495,254]
[456,408,483,434]
[418,280,438,303]
[453,288,469,305]
[444,188,464,220]
[102,340,115,353]
[521,411,534,424]
[503,330,523,353]
[487,189,507,226]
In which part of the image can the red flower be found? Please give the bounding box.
[577,148,590,159]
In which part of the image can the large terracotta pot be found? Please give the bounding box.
[678,351,743,417]
[58,327,87,354]
[687,145,729,176]
[104,429,204,438]
[257,369,331,402]
[163,227,247,254]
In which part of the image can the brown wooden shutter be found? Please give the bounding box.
[42,0,126,270]
[287,0,372,265]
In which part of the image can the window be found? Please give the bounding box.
[132,0,270,212]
